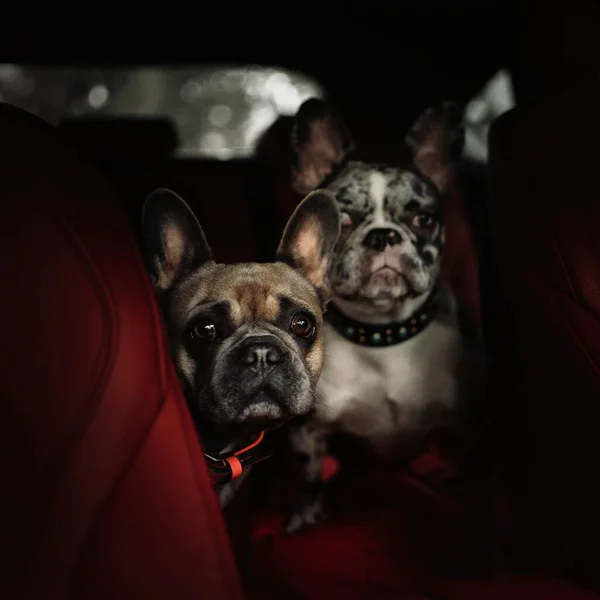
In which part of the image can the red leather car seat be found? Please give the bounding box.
[0,103,243,600]
[1,100,597,600]
[487,75,600,592]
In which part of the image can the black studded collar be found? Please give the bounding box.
[324,292,437,347]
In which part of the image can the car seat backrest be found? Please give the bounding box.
[487,76,600,591]
[0,103,244,600]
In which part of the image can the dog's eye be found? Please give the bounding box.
[190,319,217,342]
[340,212,352,227]
[412,212,436,231]
[290,313,316,339]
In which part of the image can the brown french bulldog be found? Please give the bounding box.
[142,187,340,504]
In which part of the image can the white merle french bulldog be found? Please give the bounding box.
[142,187,341,505]
[284,99,485,532]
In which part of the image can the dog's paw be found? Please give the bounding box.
[284,499,327,534]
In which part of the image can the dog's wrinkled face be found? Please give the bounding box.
[142,188,340,433]
[325,162,442,303]
[165,262,324,426]
[291,99,464,315]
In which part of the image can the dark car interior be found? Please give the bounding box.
[3,1,600,598]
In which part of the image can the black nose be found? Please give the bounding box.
[239,337,283,367]
[362,228,402,251]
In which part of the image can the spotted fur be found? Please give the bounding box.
[326,162,444,316]
[284,99,484,533]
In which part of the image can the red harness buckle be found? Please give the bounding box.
[223,456,243,480]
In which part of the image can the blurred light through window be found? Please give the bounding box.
[0,64,324,159]
[463,68,515,163]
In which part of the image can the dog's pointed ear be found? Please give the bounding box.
[276,190,341,305]
[291,98,354,194]
[142,188,213,292]
[405,101,465,194]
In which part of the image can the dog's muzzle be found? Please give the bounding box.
[237,334,287,373]
[362,228,402,251]
[211,327,310,423]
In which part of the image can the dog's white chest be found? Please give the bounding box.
[316,319,463,450]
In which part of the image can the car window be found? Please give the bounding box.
[0,64,324,159]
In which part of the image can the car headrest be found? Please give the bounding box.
[489,76,600,314]
[58,116,179,160]
[0,103,243,599]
